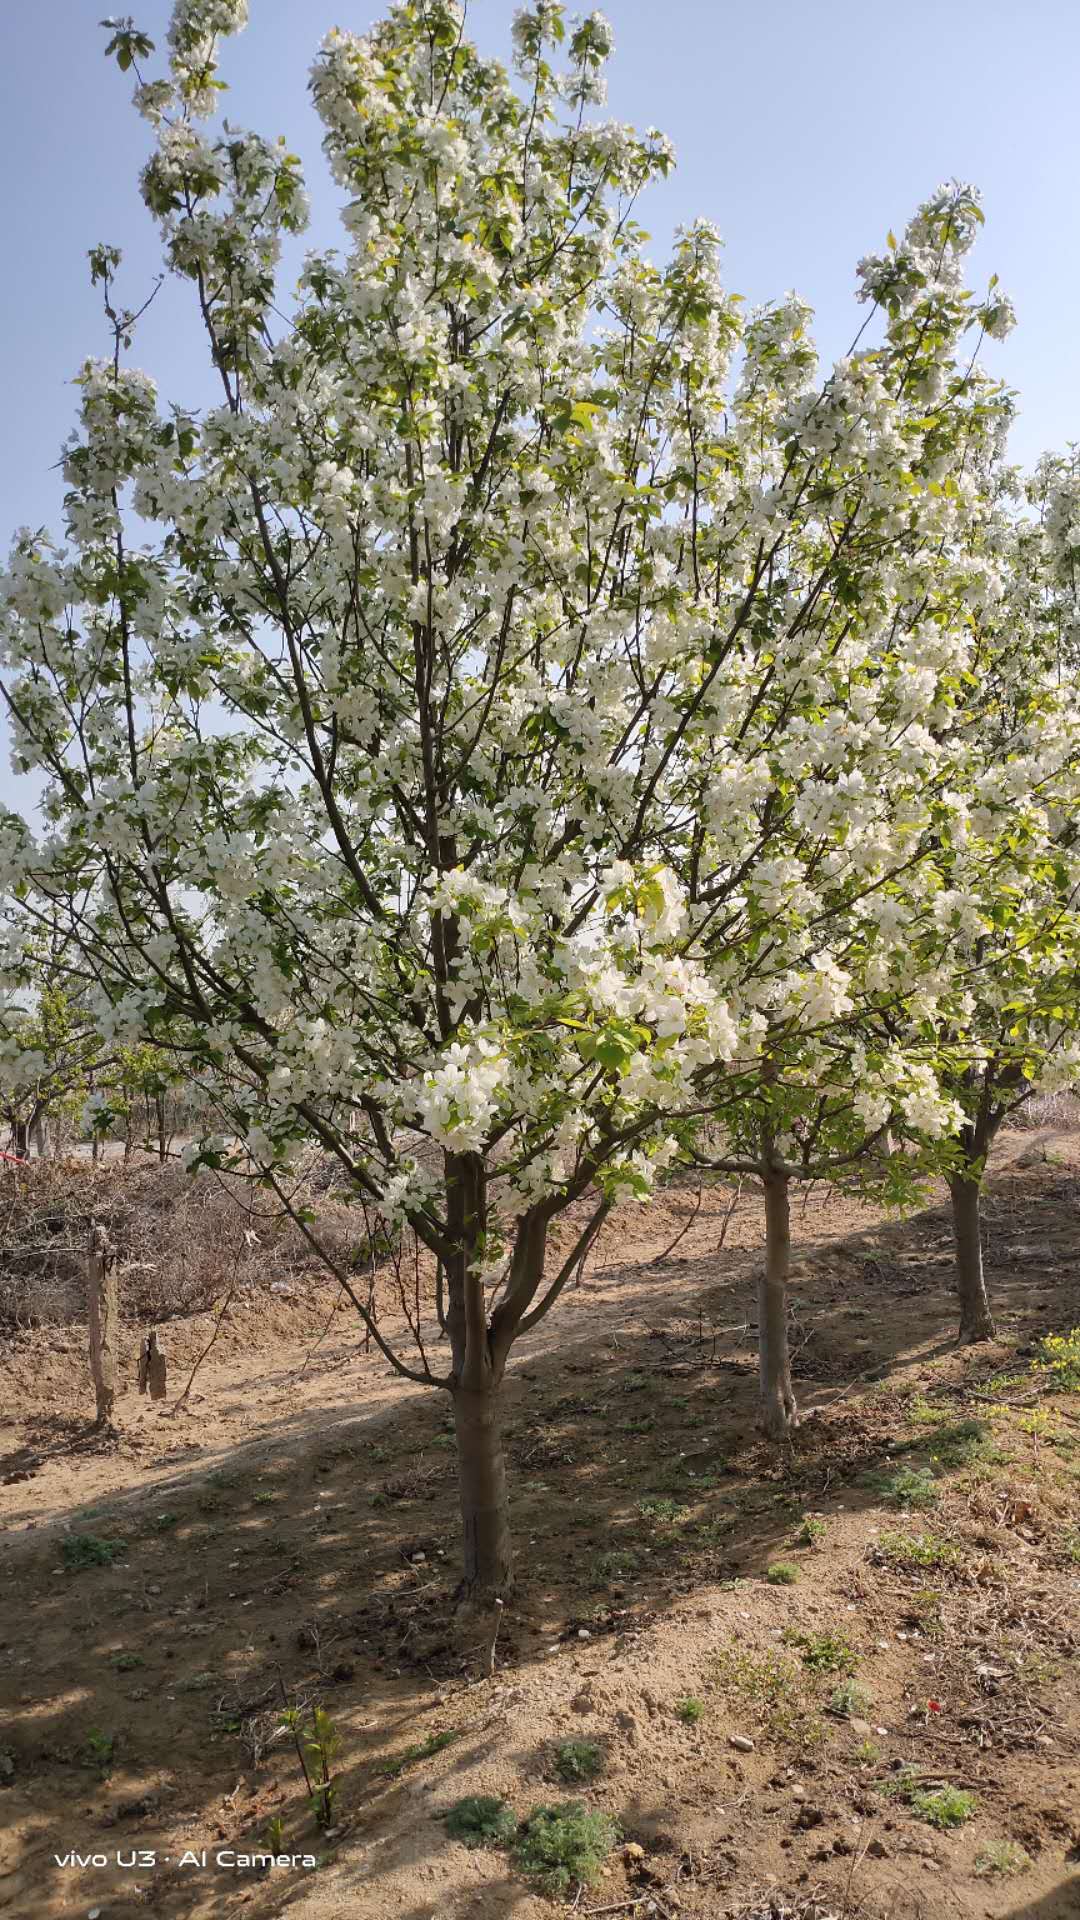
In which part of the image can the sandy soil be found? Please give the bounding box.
[2,1129,1079,1920]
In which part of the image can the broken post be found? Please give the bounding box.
[87,1222,119,1428]
[138,1329,167,1401]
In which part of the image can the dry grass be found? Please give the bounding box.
[0,1154,369,1328]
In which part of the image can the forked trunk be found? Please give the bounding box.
[452,1382,512,1605]
[759,1164,798,1439]
[949,1175,995,1343]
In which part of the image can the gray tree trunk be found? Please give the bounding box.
[948,1175,995,1343]
[759,1164,798,1438]
[452,1382,513,1603]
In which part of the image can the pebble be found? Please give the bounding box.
[728,1734,755,1753]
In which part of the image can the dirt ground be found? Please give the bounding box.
[2,1129,1079,1920]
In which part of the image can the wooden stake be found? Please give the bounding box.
[87,1223,119,1428]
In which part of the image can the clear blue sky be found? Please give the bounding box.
[2,0,1079,801]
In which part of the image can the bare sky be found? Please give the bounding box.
[2,0,1079,806]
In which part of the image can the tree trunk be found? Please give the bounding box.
[87,1225,119,1427]
[452,1382,512,1605]
[949,1175,995,1343]
[155,1092,168,1163]
[759,1165,798,1438]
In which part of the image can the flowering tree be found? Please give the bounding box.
[644,183,1078,1413]
[2,0,1077,1593]
[0,0,757,1602]
[876,473,1080,1341]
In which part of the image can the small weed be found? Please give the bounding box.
[83,1729,115,1775]
[638,1497,690,1524]
[622,1372,651,1393]
[975,1840,1032,1877]
[148,1511,179,1532]
[62,1534,127,1571]
[854,1738,881,1764]
[765,1561,799,1586]
[110,1651,143,1671]
[552,1738,604,1785]
[376,1728,459,1780]
[713,1644,823,1748]
[829,1679,873,1718]
[873,1531,960,1571]
[264,1815,285,1853]
[616,1414,657,1435]
[1036,1327,1080,1390]
[872,1467,939,1510]
[1063,1533,1080,1565]
[253,1491,277,1506]
[177,1672,215,1693]
[796,1515,826,1548]
[911,1785,976,1829]
[1019,1407,1058,1438]
[926,1420,992,1470]
[512,1802,618,1895]
[880,1769,974,1829]
[675,1696,705,1724]
[590,1547,640,1587]
[444,1794,517,1850]
[784,1630,857,1676]
[908,1394,946,1426]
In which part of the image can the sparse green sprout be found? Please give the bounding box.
[590,1547,640,1587]
[829,1679,873,1718]
[552,1738,604,1785]
[926,1419,992,1470]
[637,1497,690,1524]
[854,1738,881,1765]
[444,1794,517,1850]
[110,1651,143,1671]
[674,1696,705,1724]
[63,1534,127,1570]
[796,1515,826,1548]
[83,1729,116,1775]
[376,1728,460,1780]
[253,1491,277,1505]
[1063,1533,1080,1565]
[148,1511,179,1532]
[911,1785,975,1829]
[880,1768,974,1830]
[712,1644,824,1749]
[264,1816,285,1853]
[908,1395,946,1426]
[875,1466,939,1510]
[784,1630,858,1676]
[765,1560,799,1586]
[512,1802,619,1894]
[873,1531,959,1570]
[975,1840,1032,1877]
